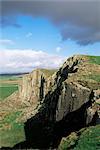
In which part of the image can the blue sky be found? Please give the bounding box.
[1,15,100,56]
[0,0,100,73]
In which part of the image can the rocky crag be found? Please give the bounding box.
[13,55,100,149]
[19,69,56,106]
[1,55,100,149]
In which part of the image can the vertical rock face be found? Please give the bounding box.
[36,56,92,123]
[4,55,99,149]
[56,82,91,121]
[19,55,98,124]
[19,68,57,106]
[19,69,48,105]
[20,55,98,149]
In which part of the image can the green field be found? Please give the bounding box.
[0,111,25,147]
[88,56,100,65]
[86,74,100,82]
[0,75,22,80]
[0,84,18,100]
[59,125,100,150]
[0,75,25,147]
[0,75,21,100]
[74,125,100,150]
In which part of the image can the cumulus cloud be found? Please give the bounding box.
[0,49,65,73]
[0,39,14,45]
[0,0,100,45]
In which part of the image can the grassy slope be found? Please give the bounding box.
[0,76,19,80]
[0,111,25,147]
[67,55,100,89]
[85,74,100,82]
[84,56,100,85]
[74,125,100,150]
[0,76,24,147]
[0,84,18,100]
[0,70,57,147]
[88,55,100,65]
[59,125,100,150]
[0,75,22,100]
[87,56,100,82]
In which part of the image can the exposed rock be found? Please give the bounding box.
[19,69,45,105]
[19,69,56,106]
[56,82,91,121]
[93,89,100,124]
[1,55,99,149]
[13,55,99,149]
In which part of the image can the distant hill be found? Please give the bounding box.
[0,73,29,76]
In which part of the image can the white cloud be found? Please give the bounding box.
[25,32,33,38]
[0,39,14,45]
[0,49,65,73]
[56,47,62,53]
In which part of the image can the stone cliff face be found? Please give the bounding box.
[19,69,56,106]
[19,69,46,105]
[36,55,92,123]
[56,82,91,121]
[12,55,99,149]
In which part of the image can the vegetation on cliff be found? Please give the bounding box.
[59,125,100,150]
[0,55,100,149]
[0,111,25,147]
[88,55,100,65]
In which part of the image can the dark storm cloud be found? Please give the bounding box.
[0,0,100,45]
[1,17,21,28]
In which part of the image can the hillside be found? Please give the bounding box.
[59,125,100,150]
[0,55,100,149]
[66,55,100,89]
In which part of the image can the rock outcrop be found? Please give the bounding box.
[1,55,99,149]
[19,69,46,105]
[12,55,99,149]
[19,69,56,106]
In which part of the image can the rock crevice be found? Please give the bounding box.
[2,55,99,149]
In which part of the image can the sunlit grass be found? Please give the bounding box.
[0,111,25,147]
[0,84,18,100]
[59,125,100,150]
[88,56,100,65]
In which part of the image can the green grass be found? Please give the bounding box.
[85,74,100,82]
[0,84,18,100]
[0,75,21,80]
[0,111,25,147]
[0,75,20,100]
[0,111,21,127]
[59,132,78,150]
[88,56,100,65]
[59,125,100,150]
[74,125,100,150]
